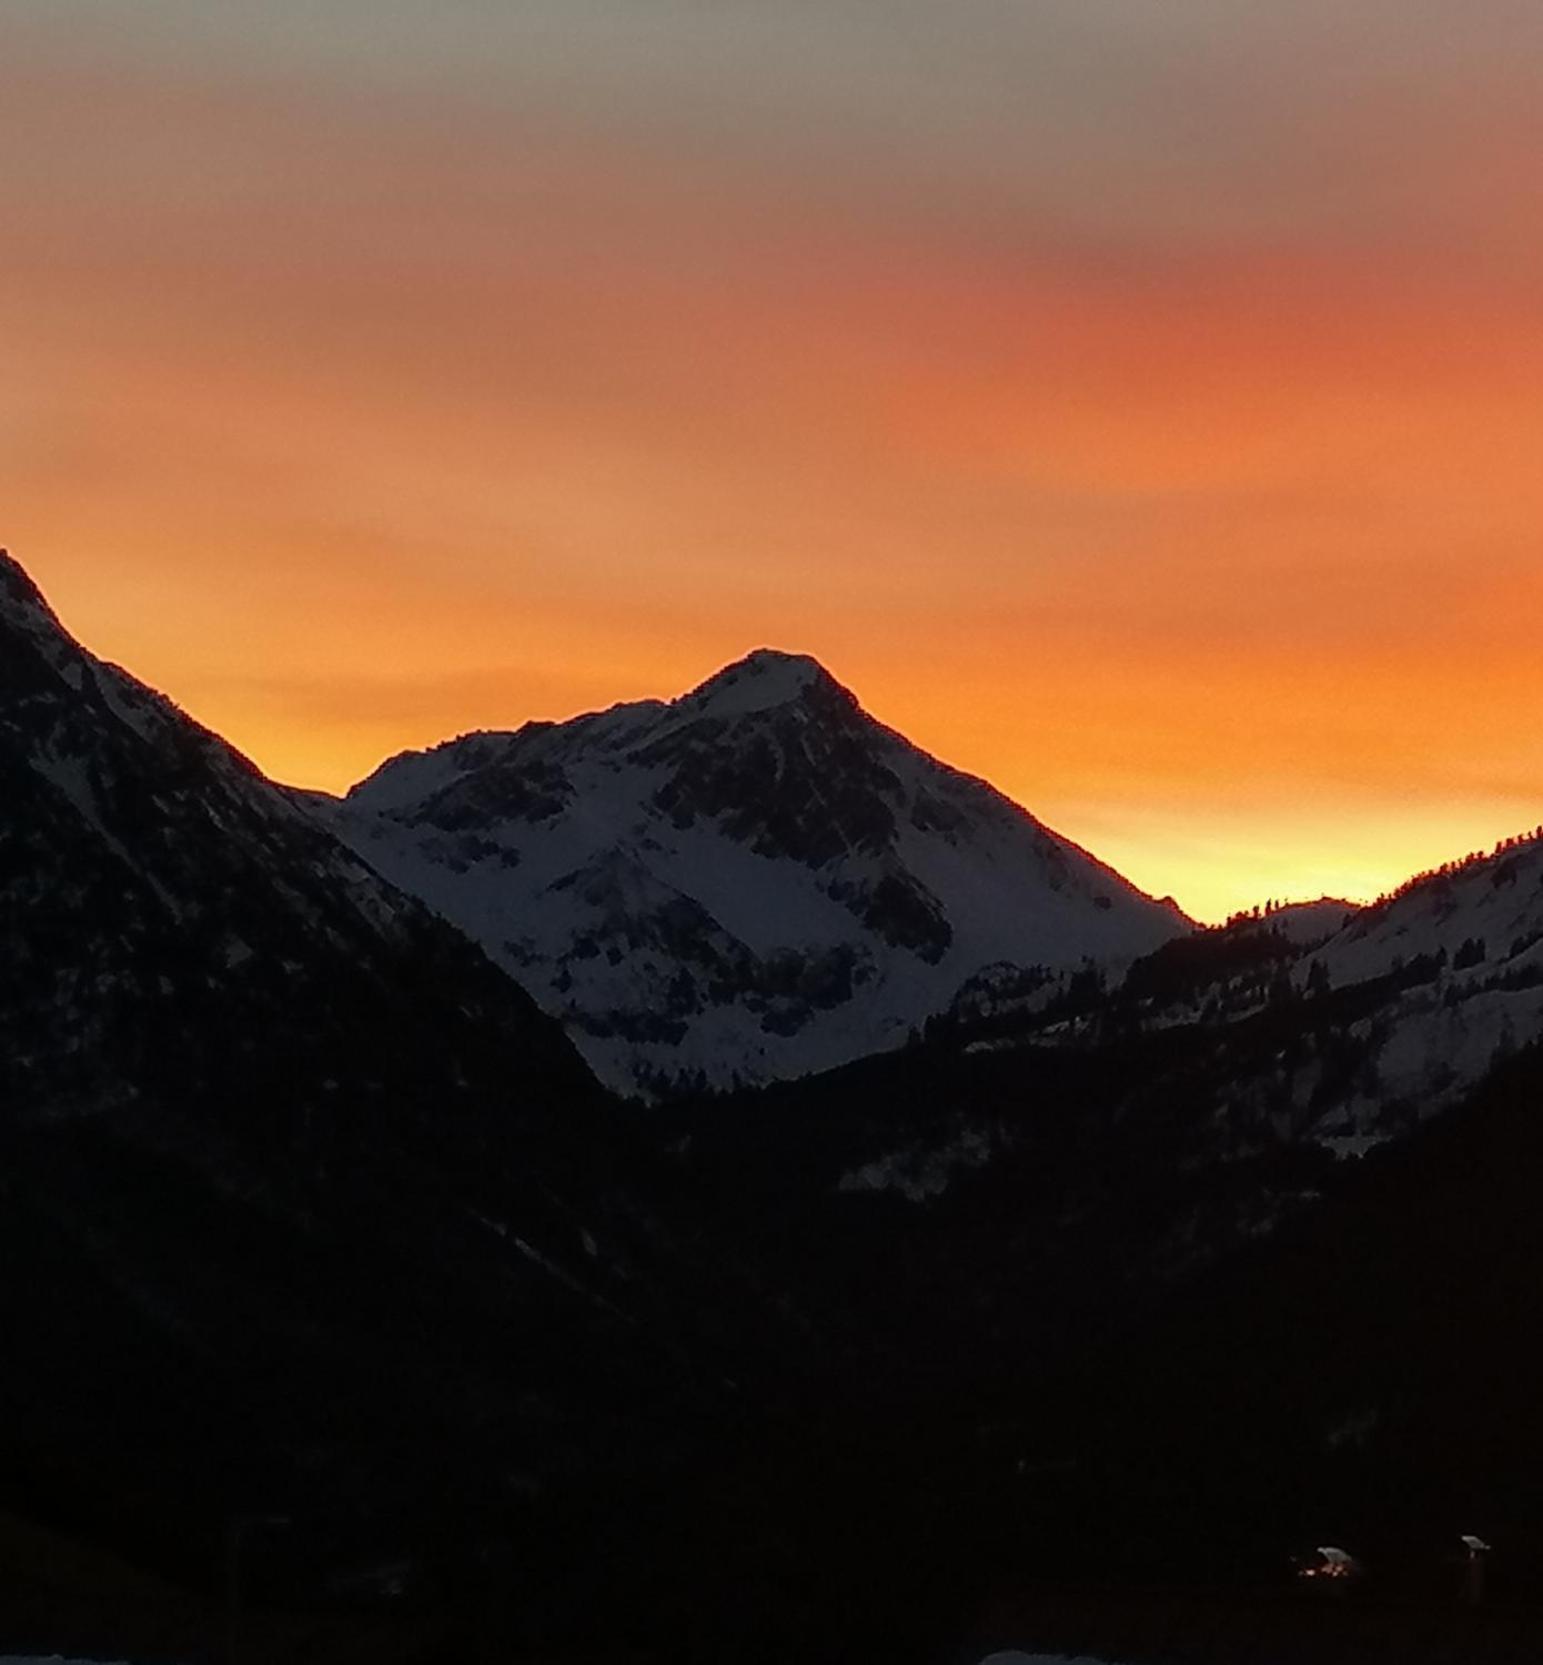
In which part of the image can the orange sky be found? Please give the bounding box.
[5,8,1543,921]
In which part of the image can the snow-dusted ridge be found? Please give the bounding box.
[1304,831,1543,1134]
[0,545,595,1126]
[313,648,1189,1096]
[944,836,1543,1173]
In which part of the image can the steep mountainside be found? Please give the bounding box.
[316,649,1187,1095]
[0,550,770,1598]
[0,550,592,1124]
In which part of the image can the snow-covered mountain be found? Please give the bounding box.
[315,648,1188,1095]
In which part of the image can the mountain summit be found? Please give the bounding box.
[682,647,838,715]
[319,647,1188,1096]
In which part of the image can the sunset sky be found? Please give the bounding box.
[5,2,1542,920]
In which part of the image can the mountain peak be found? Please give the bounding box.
[0,549,89,688]
[681,648,850,720]
[0,548,60,634]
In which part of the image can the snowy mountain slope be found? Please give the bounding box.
[1324,835,1543,985]
[1125,841,1543,1154]
[1303,832,1543,1136]
[922,835,1543,1171]
[316,649,1188,1095]
[1253,896,1358,946]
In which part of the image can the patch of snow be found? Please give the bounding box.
[94,661,173,745]
[1261,898,1360,946]
[1317,1132,1392,1160]
[839,1128,996,1202]
[28,749,184,920]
